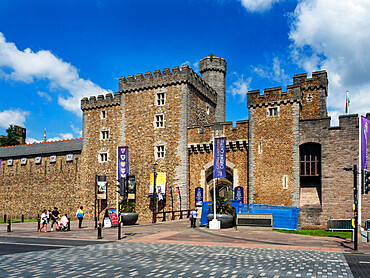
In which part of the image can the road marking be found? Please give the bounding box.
[0,241,74,248]
[359,261,370,264]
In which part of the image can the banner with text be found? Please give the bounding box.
[214,137,226,179]
[117,146,129,180]
[96,175,107,200]
[361,116,370,171]
[234,186,244,203]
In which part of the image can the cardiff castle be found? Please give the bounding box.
[0,55,369,228]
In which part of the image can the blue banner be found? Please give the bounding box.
[234,186,244,203]
[117,146,129,180]
[213,137,226,179]
[195,187,203,207]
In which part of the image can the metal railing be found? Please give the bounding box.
[327,218,353,231]
[153,210,190,223]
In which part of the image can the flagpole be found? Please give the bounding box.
[358,115,362,227]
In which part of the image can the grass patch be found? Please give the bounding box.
[274,229,352,239]
[0,218,38,223]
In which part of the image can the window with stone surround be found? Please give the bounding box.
[282,175,288,189]
[155,114,164,128]
[300,143,320,176]
[156,92,165,106]
[267,107,279,117]
[99,152,108,163]
[156,145,165,158]
[206,105,210,115]
[101,110,106,119]
[306,93,313,102]
[101,130,109,140]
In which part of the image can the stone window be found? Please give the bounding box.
[282,175,288,189]
[306,93,313,102]
[155,114,164,128]
[206,105,210,115]
[300,143,320,176]
[258,140,263,154]
[156,145,165,158]
[99,153,108,163]
[101,110,106,119]
[267,107,279,117]
[101,130,109,140]
[156,92,165,106]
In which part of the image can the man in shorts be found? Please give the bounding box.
[50,207,60,231]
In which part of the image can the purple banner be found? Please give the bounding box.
[195,187,203,207]
[234,186,244,203]
[117,146,129,180]
[361,116,370,170]
[214,137,226,179]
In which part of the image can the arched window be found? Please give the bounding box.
[300,143,321,177]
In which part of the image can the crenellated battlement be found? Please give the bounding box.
[118,64,218,104]
[247,86,300,109]
[81,92,121,111]
[293,70,328,93]
[199,56,227,74]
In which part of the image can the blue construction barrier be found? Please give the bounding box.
[200,201,300,230]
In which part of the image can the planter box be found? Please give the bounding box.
[121,212,138,225]
[207,214,234,228]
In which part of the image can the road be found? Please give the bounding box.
[1,237,367,277]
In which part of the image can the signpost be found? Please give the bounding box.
[209,137,226,230]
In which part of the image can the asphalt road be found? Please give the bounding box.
[0,236,106,255]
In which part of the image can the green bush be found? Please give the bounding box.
[208,197,235,215]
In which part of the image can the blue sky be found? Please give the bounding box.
[0,0,369,143]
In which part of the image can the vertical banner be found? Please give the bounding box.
[234,186,244,203]
[360,116,370,170]
[127,174,136,199]
[117,146,129,180]
[149,172,166,199]
[96,175,107,199]
[175,186,181,200]
[214,137,227,179]
[195,187,203,207]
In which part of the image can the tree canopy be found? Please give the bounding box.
[0,125,21,147]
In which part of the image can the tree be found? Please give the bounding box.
[0,125,21,147]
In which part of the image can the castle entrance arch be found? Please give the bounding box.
[205,165,234,201]
[300,143,322,206]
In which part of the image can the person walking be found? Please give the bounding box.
[190,208,197,228]
[75,206,85,228]
[50,207,60,231]
[38,209,48,233]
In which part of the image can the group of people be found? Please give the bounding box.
[37,206,85,233]
[38,207,69,233]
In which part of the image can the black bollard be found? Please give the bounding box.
[3,214,6,224]
[7,219,11,232]
[21,214,24,223]
[97,223,102,239]
[37,215,40,231]
[67,218,71,231]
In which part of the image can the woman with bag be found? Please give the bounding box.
[38,209,48,233]
[75,206,85,228]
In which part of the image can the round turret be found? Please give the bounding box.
[199,56,227,122]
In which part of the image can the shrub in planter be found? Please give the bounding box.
[207,197,236,228]
[121,200,138,225]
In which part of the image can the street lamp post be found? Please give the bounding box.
[152,162,158,223]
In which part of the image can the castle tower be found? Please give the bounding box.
[199,55,227,122]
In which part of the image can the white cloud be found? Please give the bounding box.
[46,133,73,142]
[239,0,282,13]
[37,91,53,102]
[26,138,42,144]
[289,0,370,124]
[0,32,110,116]
[0,109,29,129]
[253,57,289,83]
[228,74,251,102]
[181,60,200,73]
[71,124,82,137]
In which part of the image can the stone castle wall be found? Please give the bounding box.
[0,151,81,218]
[299,114,370,228]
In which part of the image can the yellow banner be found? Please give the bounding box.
[149,172,166,195]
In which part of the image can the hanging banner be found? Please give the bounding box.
[127,174,136,199]
[195,187,203,207]
[214,137,227,179]
[234,186,244,203]
[149,172,166,198]
[175,186,181,200]
[117,146,129,180]
[361,116,370,170]
[96,175,107,200]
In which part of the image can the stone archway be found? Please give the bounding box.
[204,163,235,201]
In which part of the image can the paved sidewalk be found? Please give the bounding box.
[1,219,370,253]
